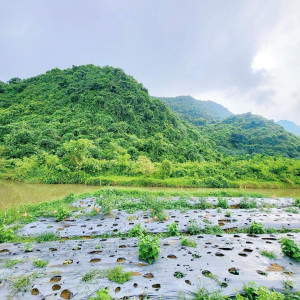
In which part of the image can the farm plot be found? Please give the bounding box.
[1,194,300,299]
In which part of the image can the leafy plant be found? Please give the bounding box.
[89,288,112,300]
[56,206,72,221]
[95,244,102,249]
[167,222,179,236]
[99,197,114,215]
[181,237,197,247]
[247,222,266,234]
[217,198,229,209]
[33,259,48,268]
[174,271,185,278]
[0,225,15,243]
[23,243,33,252]
[128,223,147,237]
[194,198,214,210]
[240,282,285,300]
[280,238,300,262]
[260,250,277,259]
[106,266,132,284]
[138,235,160,264]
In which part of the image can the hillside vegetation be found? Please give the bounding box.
[0,65,299,188]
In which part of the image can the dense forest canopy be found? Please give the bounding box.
[0,64,299,187]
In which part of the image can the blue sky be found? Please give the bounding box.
[1,0,299,123]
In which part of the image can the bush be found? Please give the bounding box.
[187,219,201,235]
[280,238,300,262]
[89,288,112,300]
[247,222,266,234]
[167,222,179,236]
[107,266,132,284]
[138,235,160,264]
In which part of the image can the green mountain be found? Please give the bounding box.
[160,95,233,125]
[207,113,300,158]
[0,65,214,163]
[277,120,300,136]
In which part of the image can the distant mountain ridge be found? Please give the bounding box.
[277,120,300,136]
[159,95,233,125]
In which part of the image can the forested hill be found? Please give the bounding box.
[160,95,233,125]
[159,96,300,158]
[207,113,300,158]
[0,65,214,163]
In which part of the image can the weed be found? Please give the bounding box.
[285,208,299,214]
[247,222,266,234]
[128,223,147,237]
[36,232,57,242]
[33,259,48,268]
[56,206,72,221]
[280,238,300,262]
[225,211,232,218]
[217,198,229,209]
[82,269,102,282]
[3,259,23,268]
[95,244,102,249]
[0,226,15,243]
[187,219,202,235]
[181,237,197,247]
[217,207,222,213]
[138,235,160,264]
[13,275,30,291]
[127,215,138,221]
[260,250,277,259]
[167,222,180,236]
[106,266,132,284]
[89,288,112,300]
[98,196,114,215]
[23,243,33,252]
[194,198,214,210]
[174,271,185,278]
[240,198,257,209]
[203,225,223,235]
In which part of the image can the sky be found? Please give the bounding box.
[0,0,299,123]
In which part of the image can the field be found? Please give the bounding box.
[0,188,300,299]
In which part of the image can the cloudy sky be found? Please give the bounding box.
[1,0,299,123]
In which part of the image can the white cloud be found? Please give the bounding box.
[196,1,300,124]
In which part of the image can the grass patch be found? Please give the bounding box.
[33,259,48,268]
[181,237,197,247]
[82,269,103,282]
[260,250,277,259]
[3,259,24,268]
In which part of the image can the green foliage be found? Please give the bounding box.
[128,223,147,237]
[88,288,112,300]
[98,196,114,215]
[82,269,101,282]
[285,208,299,214]
[280,238,300,262]
[13,275,31,291]
[225,211,232,218]
[247,222,266,234]
[35,232,57,242]
[239,282,285,300]
[55,206,72,221]
[203,225,223,235]
[217,198,229,209]
[260,250,277,259]
[167,222,180,236]
[106,266,132,284]
[138,235,160,264]
[187,219,202,235]
[33,259,48,268]
[0,225,15,243]
[295,199,300,208]
[240,198,257,209]
[181,237,197,247]
[174,271,185,278]
[195,198,214,210]
[3,259,23,268]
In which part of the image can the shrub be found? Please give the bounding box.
[56,206,72,221]
[217,198,229,209]
[247,222,266,234]
[33,259,48,268]
[280,238,300,262]
[128,223,147,237]
[187,219,201,235]
[0,225,15,243]
[138,235,160,264]
[167,222,179,236]
[181,237,197,247]
[107,266,132,284]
